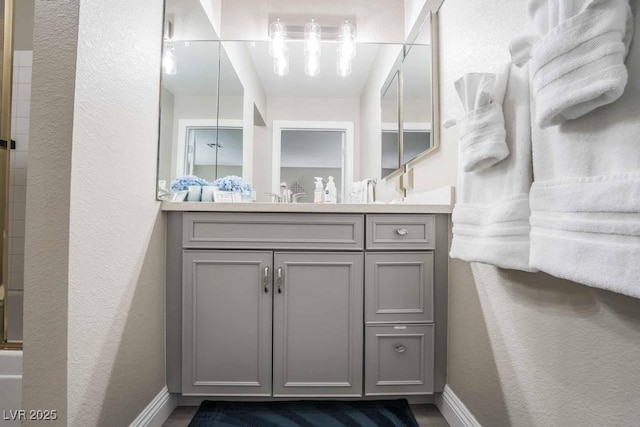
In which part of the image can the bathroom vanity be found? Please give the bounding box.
[164,203,450,401]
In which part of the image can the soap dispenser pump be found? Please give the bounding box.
[314,177,324,204]
[325,176,337,204]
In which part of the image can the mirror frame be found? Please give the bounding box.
[406,10,440,170]
[380,8,440,181]
[380,65,403,180]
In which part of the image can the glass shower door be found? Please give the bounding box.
[0,0,21,349]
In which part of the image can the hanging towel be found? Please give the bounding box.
[528,0,640,297]
[450,63,536,272]
[512,0,634,128]
[449,64,511,173]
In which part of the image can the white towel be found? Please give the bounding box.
[451,65,511,173]
[512,0,634,128]
[528,0,640,298]
[450,63,536,272]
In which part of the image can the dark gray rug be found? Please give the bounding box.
[188,399,420,427]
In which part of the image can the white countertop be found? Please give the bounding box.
[161,201,452,214]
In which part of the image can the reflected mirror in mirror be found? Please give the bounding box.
[402,18,432,165]
[279,129,344,203]
[157,39,245,192]
[381,72,400,179]
[188,126,243,182]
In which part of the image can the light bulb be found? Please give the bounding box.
[274,49,289,76]
[336,54,352,77]
[163,43,177,75]
[337,19,356,60]
[269,18,286,58]
[304,19,321,58]
[305,54,320,76]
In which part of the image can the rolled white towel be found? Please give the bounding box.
[452,64,511,173]
[516,0,634,128]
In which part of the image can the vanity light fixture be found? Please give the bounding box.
[336,18,356,76]
[163,43,177,75]
[268,17,356,77]
[304,19,321,76]
[162,21,177,75]
[336,53,352,77]
[269,17,287,58]
[274,48,290,76]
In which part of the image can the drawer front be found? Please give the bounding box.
[365,253,433,324]
[183,213,364,250]
[366,215,435,250]
[365,325,434,395]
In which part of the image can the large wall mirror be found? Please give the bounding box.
[157,0,443,202]
[380,7,437,180]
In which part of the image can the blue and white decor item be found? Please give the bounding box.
[213,175,253,203]
[170,175,209,192]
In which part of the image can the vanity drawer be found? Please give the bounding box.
[366,215,435,250]
[183,213,364,250]
[365,324,434,395]
[365,252,433,324]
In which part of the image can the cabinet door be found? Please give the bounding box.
[273,252,363,397]
[183,251,272,396]
[365,252,434,323]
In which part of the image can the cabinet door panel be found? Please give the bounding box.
[183,251,272,396]
[273,252,363,397]
[365,252,434,323]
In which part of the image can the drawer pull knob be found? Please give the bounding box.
[396,228,409,236]
[394,345,407,353]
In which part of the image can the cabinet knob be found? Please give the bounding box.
[396,228,409,236]
[394,344,407,353]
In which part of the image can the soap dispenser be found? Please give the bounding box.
[324,176,337,204]
[314,177,324,204]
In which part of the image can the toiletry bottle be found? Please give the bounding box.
[314,177,324,204]
[325,176,337,204]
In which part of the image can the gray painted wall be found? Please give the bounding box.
[408,0,640,424]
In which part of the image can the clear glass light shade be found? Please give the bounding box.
[273,49,289,76]
[336,54,352,77]
[305,54,320,76]
[163,44,177,75]
[269,18,286,58]
[304,19,321,58]
[337,19,356,59]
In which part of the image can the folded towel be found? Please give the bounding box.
[451,64,511,173]
[450,63,536,272]
[457,104,509,172]
[528,0,640,297]
[514,0,634,128]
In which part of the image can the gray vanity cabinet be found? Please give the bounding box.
[166,211,448,400]
[182,251,273,396]
[272,252,363,397]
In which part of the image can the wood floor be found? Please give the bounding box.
[163,404,449,427]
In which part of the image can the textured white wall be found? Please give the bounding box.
[410,0,640,425]
[23,0,78,424]
[66,0,166,425]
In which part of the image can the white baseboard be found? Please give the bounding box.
[435,384,481,427]
[130,386,177,427]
